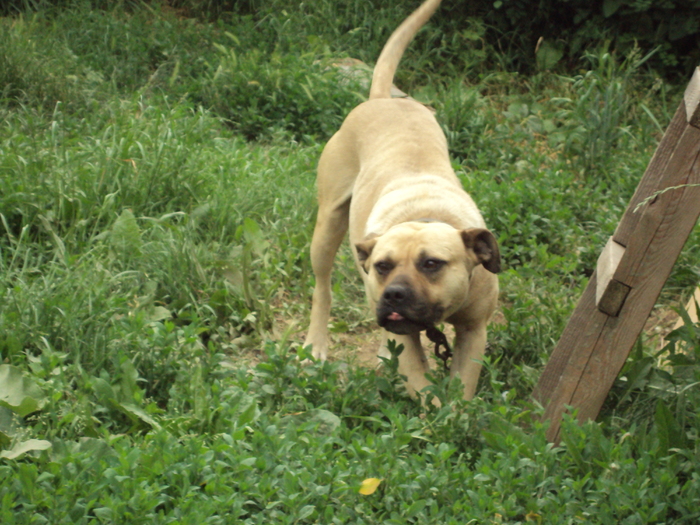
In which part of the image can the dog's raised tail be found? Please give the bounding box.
[369,0,442,100]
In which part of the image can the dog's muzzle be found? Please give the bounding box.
[376,280,441,335]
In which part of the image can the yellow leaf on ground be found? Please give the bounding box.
[359,477,382,495]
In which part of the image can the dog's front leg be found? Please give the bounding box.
[450,324,487,400]
[304,201,349,361]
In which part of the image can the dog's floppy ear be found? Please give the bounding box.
[355,235,378,274]
[461,228,501,274]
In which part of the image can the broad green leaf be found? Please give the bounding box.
[119,358,141,400]
[306,409,341,434]
[147,306,172,322]
[0,406,16,447]
[242,217,268,256]
[0,439,52,460]
[406,499,427,518]
[655,400,673,456]
[279,409,340,435]
[655,399,685,454]
[0,365,45,417]
[110,209,142,256]
[0,406,13,448]
[536,40,563,71]
[119,403,161,430]
[92,377,116,404]
[603,0,624,18]
[237,399,260,427]
[297,505,315,520]
[51,437,116,462]
[93,507,113,520]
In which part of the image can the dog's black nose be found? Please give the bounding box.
[382,283,413,305]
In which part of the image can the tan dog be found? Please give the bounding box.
[304,0,500,401]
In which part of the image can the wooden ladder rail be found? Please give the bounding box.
[533,66,700,443]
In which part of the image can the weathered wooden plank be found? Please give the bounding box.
[614,68,700,244]
[613,124,700,287]
[540,148,700,442]
[533,276,606,415]
[536,68,700,442]
[613,101,687,246]
[595,237,628,316]
[534,123,698,423]
[685,67,700,128]
[566,169,700,434]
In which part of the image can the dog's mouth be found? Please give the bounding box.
[387,312,404,322]
[378,310,428,335]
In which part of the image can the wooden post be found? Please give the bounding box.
[533,67,700,443]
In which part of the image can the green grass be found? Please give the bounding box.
[1,1,700,523]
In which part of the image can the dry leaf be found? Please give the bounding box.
[359,477,382,495]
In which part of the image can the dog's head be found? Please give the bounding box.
[355,222,500,335]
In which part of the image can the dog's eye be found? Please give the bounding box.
[421,258,446,273]
[374,261,394,275]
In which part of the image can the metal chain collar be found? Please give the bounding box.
[425,325,452,370]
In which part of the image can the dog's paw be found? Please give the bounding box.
[298,342,327,364]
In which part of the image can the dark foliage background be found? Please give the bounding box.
[4,0,698,80]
